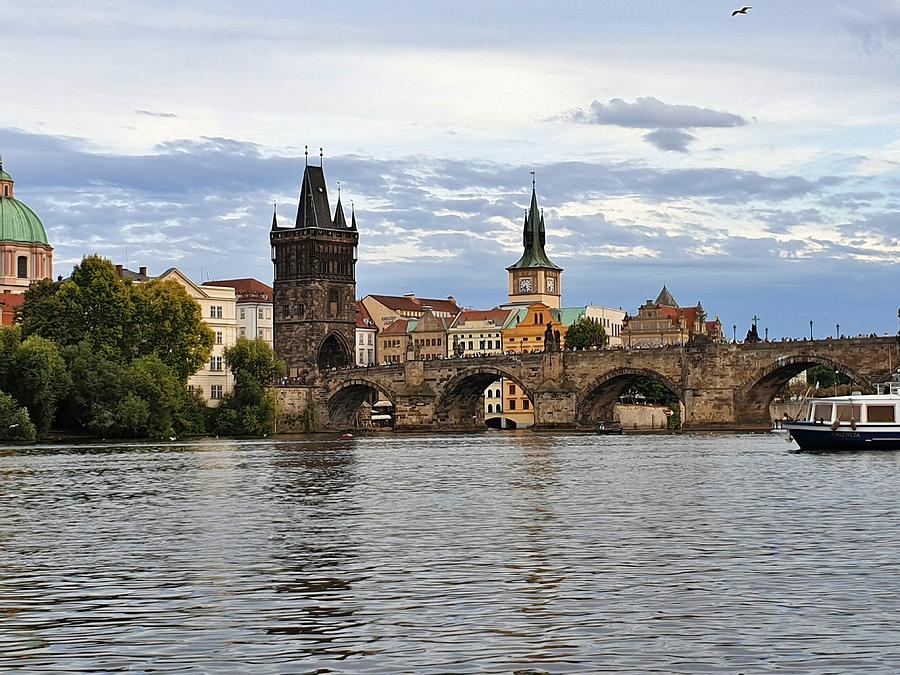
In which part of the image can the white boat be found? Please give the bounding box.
[783,376,900,451]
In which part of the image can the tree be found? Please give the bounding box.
[564,317,608,350]
[806,365,851,390]
[18,255,213,383]
[0,390,36,441]
[211,338,285,435]
[0,329,70,435]
[131,279,215,381]
[57,341,125,430]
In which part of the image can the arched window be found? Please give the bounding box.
[17,256,27,278]
[487,404,493,413]
[2,185,8,198]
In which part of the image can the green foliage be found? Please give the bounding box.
[211,338,285,436]
[629,377,680,406]
[58,342,125,430]
[806,365,851,389]
[0,329,70,435]
[564,317,608,350]
[0,390,37,441]
[18,255,213,382]
[131,279,214,381]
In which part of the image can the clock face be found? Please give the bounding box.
[519,277,533,293]
[546,277,555,293]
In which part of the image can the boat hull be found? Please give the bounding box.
[784,421,900,451]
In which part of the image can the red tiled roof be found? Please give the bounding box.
[202,278,273,302]
[368,294,460,315]
[380,319,410,336]
[355,300,377,330]
[451,309,511,328]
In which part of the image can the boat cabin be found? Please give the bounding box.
[806,396,900,425]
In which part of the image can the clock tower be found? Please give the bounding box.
[506,181,562,308]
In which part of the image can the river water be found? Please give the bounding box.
[2,433,899,673]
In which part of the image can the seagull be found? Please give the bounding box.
[732,6,752,15]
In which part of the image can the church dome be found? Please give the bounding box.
[0,165,50,246]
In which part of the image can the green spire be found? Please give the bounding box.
[507,182,561,271]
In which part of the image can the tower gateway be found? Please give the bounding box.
[506,182,562,309]
[271,160,358,377]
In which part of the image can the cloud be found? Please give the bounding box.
[643,129,696,153]
[2,125,899,336]
[135,109,178,119]
[558,97,747,152]
[843,2,900,52]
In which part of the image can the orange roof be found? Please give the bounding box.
[355,300,377,330]
[368,294,460,315]
[450,308,511,328]
[381,319,410,336]
[202,278,272,303]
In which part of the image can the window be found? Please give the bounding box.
[210,306,223,318]
[216,331,223,345]
[282,304,289,318]
[509,400,516,410]
[836,404,861,422]
[265,308,271,319]
[329,289,340,316]
[509,384,515,396]
[16,256,27,279]
[209,356,223,371]
[487,404,494,413]
[867,405,895,423]
[240,308,245,319]
[239,327,246,336]
[258,308,264,319]
[258,329,264,337]
[210,385,223,400]
[523,400,530,410]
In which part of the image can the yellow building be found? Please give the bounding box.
[502,302,561,354]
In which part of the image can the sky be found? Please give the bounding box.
[4,0,900,339]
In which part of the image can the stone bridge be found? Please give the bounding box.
[279,337,900,431]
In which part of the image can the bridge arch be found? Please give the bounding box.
[737,355,871,424]
[435,366,533,430]
[576,367,684,428]
[327,378,397,429]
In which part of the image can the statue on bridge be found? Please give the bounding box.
[745,324,761,344]
[544,322,560,352]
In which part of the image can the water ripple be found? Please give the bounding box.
[2,433,900,672]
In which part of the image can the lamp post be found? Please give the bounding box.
[836,323,840,339]
[732,324,737,343]
[809,320,814,341]
[765,326,769,341]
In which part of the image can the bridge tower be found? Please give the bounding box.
[506,178,563,309]
[271,158,358,376]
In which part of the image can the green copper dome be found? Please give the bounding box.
[0,165,50,246]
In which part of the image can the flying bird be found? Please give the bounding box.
[732,6,752,15]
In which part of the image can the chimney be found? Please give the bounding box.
[447,295,456,304]
[115,264,123,277]
[403,292,415,300]
[139,266,148,277]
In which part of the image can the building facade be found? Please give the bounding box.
[361,293,460,333]
[622,285,724,348]
[0,160,53,294]
[506,184,562,309]
[157,268,237,405]
[271,162,358,376]
[355,300,377,366]
[202,278,274,347]
[447,309,511,357]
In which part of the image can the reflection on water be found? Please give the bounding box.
[2,433,900,672]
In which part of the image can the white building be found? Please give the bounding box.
[355,301,377,366]
[583,305,627,347]
[202,278,273,347]
[158,268,237,405]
